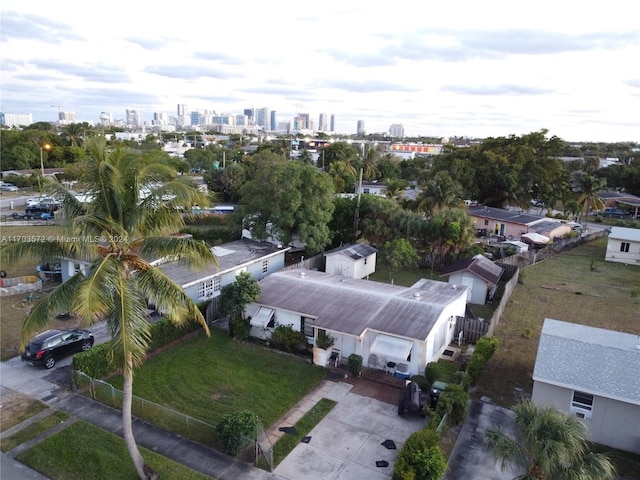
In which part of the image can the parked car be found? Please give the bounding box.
[26,196,55,207]
[25,203,59,215]
[21,329,94,369]
[9,212,52,220]
[0,183,19,192]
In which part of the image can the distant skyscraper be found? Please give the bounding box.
[153,112,167,126]
[330,114,335,132]
[0,113,33,127]
[299,113,310,129]
[255,107,270,128]
[270,110,277,131]
[190,111,201,126]
[126,109,142,127]
[177,104,188,116]
[318,113,328,131]
[357,120,365,135]
[244,108,255,125]
[389,123,405,138]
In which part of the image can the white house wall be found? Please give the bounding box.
[448,272,487,305]
[326,257,355,277]
[532,381,640,454]
[354,254,376,278]
[605,239,640,266]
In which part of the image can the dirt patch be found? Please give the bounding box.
[0,390,48,432]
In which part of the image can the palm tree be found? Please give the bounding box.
[361,145,381,181]
[417,171,465,215]
[485,400,616,480]
[575,173,606,220]
[0,138,217,479]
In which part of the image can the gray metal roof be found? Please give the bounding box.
[469,205,543,225]
[158,239,289,288]
[609,227,640,242]
[325,243,378,260]
[255,270,467,340]
[533,319,640,405]
[441,254,504,285]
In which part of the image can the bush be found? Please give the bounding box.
[474,336,499,361]
[315,331,334,349]
[393,429,447,480]
[435,384,469,425]
[467,354,486,385]
[348,354,362,377]
[73,342,114,378]
[148,317,200,352]
[424,362,447,385]
[215,411,256,456]
[269,325,307,353]
[410,375,430,393]
[230,316,250,341]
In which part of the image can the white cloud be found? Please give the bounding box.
[1,0,638,141]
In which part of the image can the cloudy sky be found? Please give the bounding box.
[1,1,638,142]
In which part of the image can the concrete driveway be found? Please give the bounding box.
[444,398,519,480]
[274,389,426,480]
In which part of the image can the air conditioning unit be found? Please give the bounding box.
[570,406,592,420]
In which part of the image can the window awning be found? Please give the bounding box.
[250,307,275,328]
[370,334,413,361]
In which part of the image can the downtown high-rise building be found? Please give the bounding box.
[255,107,270,128]
[243,108,255,125]
[270,110,277,131]
[357,120,365,135]
[389,123,405,138]
[330,114,335,132]
[126,109,142,127]
[318,113,328,131]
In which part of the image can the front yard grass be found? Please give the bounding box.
[370,265,441,287]
[16,421,214,480]
[0,411,69,452]
[106,330,327,435]
[477,237,640,407]
[0,393,49,432]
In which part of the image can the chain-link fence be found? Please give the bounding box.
[72,370,217,447]
[255,417,273,471]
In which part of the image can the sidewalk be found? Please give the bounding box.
[0,358,352,479]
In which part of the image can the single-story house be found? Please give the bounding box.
[469,206,568,240]
[59,238,290,303]
[599,191,640,218]
[360,181,387,196]
[440,254,503,305]
[246,270,468,377]
[532,319,640,454]
[324,243,377,279]
[605,227,640,266]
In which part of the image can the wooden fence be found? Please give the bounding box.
[455,317,489,344]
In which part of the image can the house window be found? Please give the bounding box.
[213,276,221,292]
[198,279,215,299]
[262,259,269,273]
[363,188,370,194]
[620,242,630,253]
[364,258,367,265]
[484,219,489,226]
[570,391,594,419]
[301,316,315,337]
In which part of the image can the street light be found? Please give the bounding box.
[40,143,52,177]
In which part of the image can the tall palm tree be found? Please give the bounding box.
[575,173,606,220]
[485,400,616,480]
[417,171,465,215]
[0,138,217,479]
[361,145,381,181]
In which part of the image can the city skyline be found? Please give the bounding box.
[1,1,639,142]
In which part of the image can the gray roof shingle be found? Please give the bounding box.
[533,319,640,405]
[255,270,467,340]
[325,243,377,260]
[441,254,504,285]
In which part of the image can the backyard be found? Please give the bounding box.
[477,236,640,407]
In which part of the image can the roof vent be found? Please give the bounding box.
[452,285,457,290]
[413,292,421,299]
[299,271,306,278]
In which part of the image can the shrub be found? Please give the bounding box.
[410,375,430,393]
[269,325,307,353]
[315,331,334,349]
[393,428,446,480]
[215,411,256,456]
[348,354,362,377]
[73,342,114,378]
[435,384,469,425]
[474,336,499,361]
[424,362,447,385]
[148,317,200,352]
[230,316,250,340]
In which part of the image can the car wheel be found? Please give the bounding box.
[44,356,56,369]
[81,340,92,351]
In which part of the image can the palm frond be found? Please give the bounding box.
[485,426,530,472]
[139,236,218,270]
[0,239,79,268]
[73,254,121,325]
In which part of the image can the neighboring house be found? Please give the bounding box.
[1,168,65,180]
[500,240,529,254]
[469,206,568,239]
[60,238,290,303]
[360,181,387,196]
[324,243,377,279]
[440,254,504,305]
[532,319,640,454]
[599,191,640,218]
[605,227,640,266]
[246,270,468,377]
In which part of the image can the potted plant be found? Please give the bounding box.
[313,331,334,366]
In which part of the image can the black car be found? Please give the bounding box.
[21,329,94,369]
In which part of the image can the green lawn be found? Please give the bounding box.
[106,331,327,430]
[0,411,69,452]
[370,265,442,287]
[16,421,214,480]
